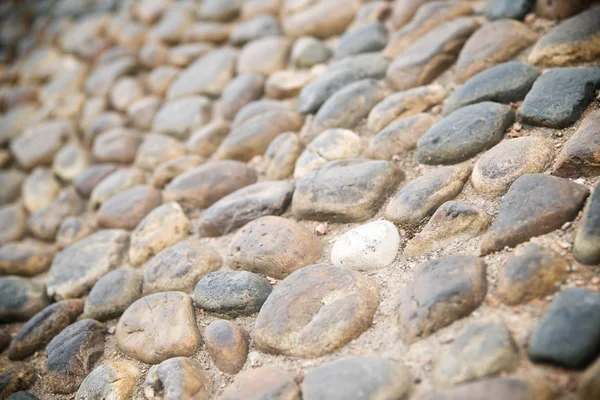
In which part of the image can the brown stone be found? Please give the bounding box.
[220,73,266,121]
[260,132,304,180]
[553,109,600,178]
[0,240,55,276]
[183,22,231,43]
[205,320,249,374]
[144,357,212,400]
[0,170,25,206]
[152,155,205,188]
[237,37,290,75]
[220,366,301,400]
[0,364,36,398]
[186,120,231,158]
[0,204,26,245]
[27,187,85,241]
[534,0,591,19]
[97,185,162,230]
[282,0,359,40]
[425,376,553,400]
[89,168,147,210]
[92,128,142,164]
[134,133,187,171]
[390,0,425,28]
[242,0,282,19]
[580,357,600,400]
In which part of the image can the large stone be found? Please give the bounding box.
[0,240,55,277]
[0,204,26,245]
[152,96,212,140]
[10,120,72,169]
[163,161,257,210]
[198,181,295,237]
[229,15,281,46]
[425,376,552,400]
[220,73,265,121]
[385,164,472,226]
[472,137,555,197]
[295,129,362,178]
[397,255,487,343]
[144,357,212,400]
[76,361,140,400]
[116,292,201,364]
[84,268,143,321]
[553,109,600,178]
[27,187,85,241]
[574,184,600,265]
[46,229,129,300]
[236,36,290,75]
[97,185,162,230]
[520,67,600,128]
[528,288,600,369]
[291,36,332,68]
[220,366,300,400]
[186,121,231,158]
[134,133,187,171]
[282,0,359,40]
[152,155,205,188]
[417,102,515,165]
[254,264,379,358]
[0,277,49,322]
[481,174,589,254]
[484,0,535,20]
[0,170,25,206]
[334,21,388,59]
[73,164,117,199]
[205,320,249,374]
[292,159,404,222]
[260,132,304,180]
[89,168,146,210]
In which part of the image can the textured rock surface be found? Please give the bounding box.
[553,109,600,178]
[84,268,142,321]
[204,320,249,374]
[0,277,49,322]
[144,357,212,399]
[574,184,600,265]
[76,361,140,400]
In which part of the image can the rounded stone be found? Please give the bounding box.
[22,167,60,213]
[0,170,25,205]
[0,204,26,245]
[236,36,290,75]
[84,268,143,321]
[97,185,163,230]
[186,120,231,158]
[0,239,55,277]
[204,320,249,374]
[55,215,95,249]
[260,132,303,180]
[220,366,300,400]
[89,168,147,210]
[73,164,118,199]
[110,76,144,111]
[334,21,388,59]
[151,96,212,140]
[92,127,143,164]
[0,364,36,398]
[144,357,213,400]
[76,361,140,400]
[52,143,90,182]
[27,187,86,241]
[134,133,187,171]
[291,36,332,68]
[220,73,265,122]
[0,277,49,322]
[574,184,600,265]
[229,15,281,46]
[151,155,205,188]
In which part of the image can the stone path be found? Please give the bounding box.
[0,0,599,399]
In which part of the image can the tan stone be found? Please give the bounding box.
[53,143,90,182]
[22,168,60,213]
[260,132,304,180]
[553,109,600,178]
[10,120,73,169]
[92,128,143,164]
[110,77,144,111]
[89,168,147,210]
[534,0,591,19]
[27,187,85,241]
[147,66,180,96]
[97,185,163,230]
[237,37,291,75]
[134,133,187,171]
[205,320,249,374]
[151,155,205,188]
[220,366,300,400]
[186,120,231,158]
[76,361,140,400]
[0,239,55,276]
[265,70,312,99]
[126,96,161,130]
[283,0,360,40]
[144,357,213,399]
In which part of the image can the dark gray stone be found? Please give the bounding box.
[84,268,142,321]
[520,67,600,128]
[334,22,388,59]
[483,0,535,20]
[417,102,515,165]
[528,288,600,369]
[7,392,39,400]
[0,277,49,322]
[193,270,272,317]
[574,184,600,265]
[229,15,281,46]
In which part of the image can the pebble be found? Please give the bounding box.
[10,120,72,169]
[229,15,281,46]
[0,170,25,205]
[219,366,300,400]
[205,320,249,374]
[220,73,265,121]
[186,120,231,158]
[291,36,331,68]
[84,268,142,321]
[116,292,201,364]
[528,288,600,369]
[27,187,85,241]
[0,277,49,322]
[386,164,472,226]
[0,364,36,398]
[76,361,140,400]
[194,270,272,317]
[184,21,230,43]
[397,255,487,343]
[553,109,600,178]
[134,133,187,171]
[7,392,39,400]
[282,0,358,40]
[331,221,400,271]
[170,43,214,67]
[109,77,143,111]
[265,69,312,100]
[260,132,303,180]
[127,96,161,130]
[389,0,425,29]
[46,319,106,394]
[151,96,212,140]
[8,300,83,360]
[242,0,281,19]
[574,184,600,265]
[73,164,117,199]
[425,376,552,400]
[97,185,162,230]
[534,0,592,20]
[85,56,136,97]
[295,129,362,178]
[152,155,205,188]
[302,356,413,400]
[334,21,388,59]
[198,0,240,21]
[84,112,126,147]
[497,244,568,305]
[89,167,146,210]
[144,357,212,399]
[292,159,404,222]
[53,143,90,182]
[484,0,535,20]
[148,66,180,97]
[254,264,379,358]
[0,239,55,276]
[0,204,26,245]
[233,99,291,127]
[0,105,39,146]
[481,174,589,254]
[417,102,515,165]
[46,229,129,300]
[228,216,323,279]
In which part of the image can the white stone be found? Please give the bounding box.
[331,220,400,270]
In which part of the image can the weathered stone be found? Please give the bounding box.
[116,292,201,364]
[293,159,404,222]
[6,392,39,400]
[472,137,555,197]
[46,319,105,394]
[186,120,230,158]
[148,66,180,96]
[134,133,187,171]
[416,102,515,165]
[47,229,129,300]
[397,255,487,343]
[127,96,161,131]
[163,161,257,210]
[56,216,94,249]
[529,288,600,369]
[425,376,552,400]
[553,109,600,178]
[220,366,300,400]
[295,129,362,178]
[92,128,142,164]
[10,120,72,169]
[574,184,600,265]
[254,264,379,357]
[534,0,592,19]
[455,20,537,83]
[97,185,162,230]
[291,36,332,68]
[0,277,49,322]
[302,356,413,400]
[481,174,589,254]
[76,361,140,400]
[84,112,126,147]
[144,357,212,400]
[282,0,359,40]
[198,0,240,21]
[194,270,272,317]
[386,17,480,91]
[53,143,90,182]
[497,244,567,305]
[84,268,142,321]
[484,0,535,20]
[386,164,471,226]
[27,187,85,241]
[520,67,600,128]
[89,168,146,210]
[152,155,205,188]
[0,240,55,276]
[334,21,388,59]
[261,132,304,180]
[0,170,25,206]
[134,0,170,23]
[0,204,26,245]
[444,61,540,115]
[0,364,36,398]
[434,319,519,388]
[579,357,600,400]
[220,73,265,121]
[152,96,212,140]
[205,320,249,374]
[129,202,191,266]
[265,70,312,99]
[230,15,281,46]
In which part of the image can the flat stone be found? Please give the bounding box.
[307,79,386,140]
[205,320,249,374]
[292,159,404,222]
[46,319,105,394]
[416,102,515,165]
[291,36,332,68]
[27,187,85,241]
[534,0,592,20]
[472,137,555,197]
[198,0,240,21]
[53,143,90,182]
[0,364,36,398]
[497,244,568,305]
[385,164,472,226]
[254,264,379,358]
[228,216,322,279]
[455,20,537,83]
[129,202,191,266]
[220,366,300,400]
[434,319,519,388]
[116,292,201,364]
[295,129,362,178]
[152,96,212,140]
[0,240,55,276]
[443,61,540,115]
[367,84,446,134]
[229,15,281,46]
[404,201,491,257]
[0,170,25,205]
[74,164,117,199]
[334,21,388,59]
[553,109,600,178]
[89,168,146,210]
[47,229,129,300]
[386,17,480,91]
[484,0,535,20]
[0,277,49,322]
[481,174,589,254]
[198,181,295,237]
[528,288,600,369]
[302,356,413,400]
[84,268,142,321]
[76,361,140,400]
[144,357,212,400]
[186,121,231,158]
[194,270,272,317]
[152,155,205,188]
[220,73,265,121]
[364,113,439,160]
[520,67,600,128]
[425,376,552,400]
[260,132,303,180]
[331,221,400,271]
[163,161,257,210]
[56,216,94,249]
[127,96,161,130]
[8,300,83,360]
[282,0,358,40]
[397,255,487,343]
[265,70,312,100]
[579,357,600,400]
[97,185,162,230]
[134,133,187,171]
[0,204,27,245]
[574,184,600,265]
[10,120,72,169]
